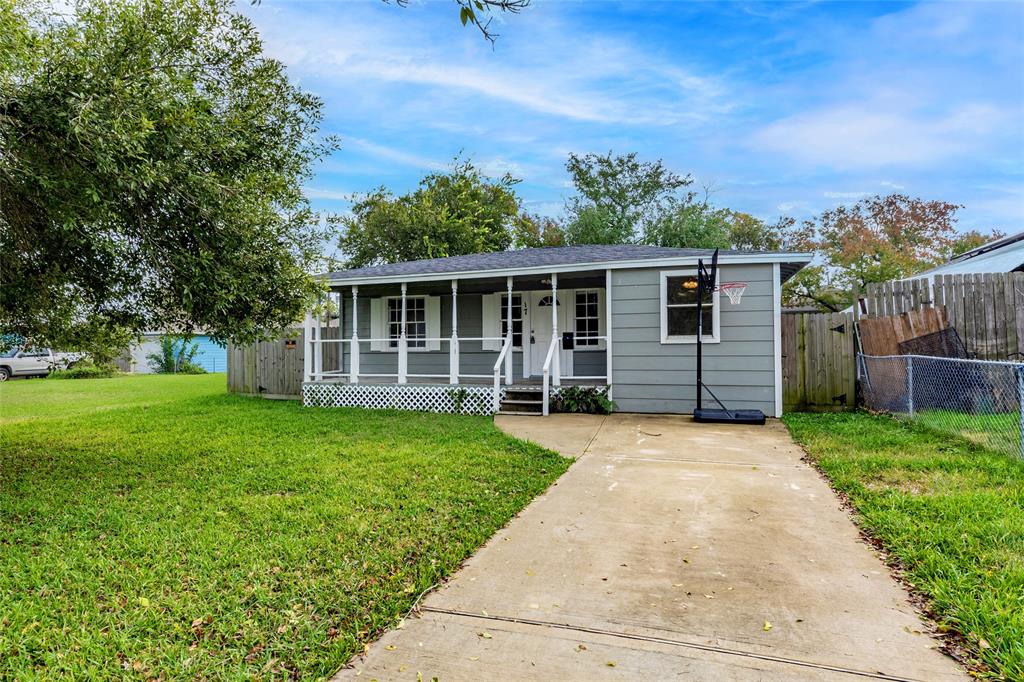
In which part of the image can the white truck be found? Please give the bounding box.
[0,348,77,381]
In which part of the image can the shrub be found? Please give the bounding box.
[147,335,206,373]
[49,361,118,380]
[554,386,615,415]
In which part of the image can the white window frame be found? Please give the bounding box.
[371,295,440,352]
[660,269,720,344]
[387,296,426,350]
[572,289,606,350]
[500,293,526,350]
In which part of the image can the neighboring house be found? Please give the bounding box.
[126,333,227,373]
[914,230,1024,279]
[301,245,811,417]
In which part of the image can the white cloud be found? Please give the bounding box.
[751,103,1008,169]
[345,137,447,171]
[823,191,867,199]
[303,186,355,201]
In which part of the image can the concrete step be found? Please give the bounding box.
[502,399,543,405]
[496,409,543,416]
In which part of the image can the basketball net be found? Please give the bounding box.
[717,282,747,305]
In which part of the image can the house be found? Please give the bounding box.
[914,230,1024,279]
[301,245,811,416]
[123,333,227,373]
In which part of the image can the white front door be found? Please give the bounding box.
[528,291,571,377]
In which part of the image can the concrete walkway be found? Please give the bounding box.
[336,414,964,681]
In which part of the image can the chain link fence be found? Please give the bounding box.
[859,354,1024,458]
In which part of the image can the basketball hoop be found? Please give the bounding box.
[718,281,747,305]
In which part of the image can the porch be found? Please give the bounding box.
[301,270,612,416]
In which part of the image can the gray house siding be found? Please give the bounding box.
[610,263,777,415]
[334,295,604,380]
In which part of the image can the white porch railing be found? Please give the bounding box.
[541,335,559,416]
[492,336,513,412]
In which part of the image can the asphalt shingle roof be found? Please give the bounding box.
[325,245,803,281]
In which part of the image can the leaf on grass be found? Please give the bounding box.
[138,597,150,608]
[978,638,991,649]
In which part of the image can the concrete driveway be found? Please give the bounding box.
[336,414,964,681]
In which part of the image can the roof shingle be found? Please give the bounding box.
[326,245,801,281]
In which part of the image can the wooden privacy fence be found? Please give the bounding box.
[781,311,856,412]
[863,273,1024,361]
[227,327,338,398]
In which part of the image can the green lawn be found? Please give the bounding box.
[0,374,570,680]
[784,411,1024,680]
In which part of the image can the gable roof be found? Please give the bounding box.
[325,245,811,285]
[915,231,1024,278]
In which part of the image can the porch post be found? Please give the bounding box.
[342,288,350,378]
[398,282,408,384]
[302,310,313,383]
[505,276,513,386]
[450,280,459,384]
[314,295,323,380]
[605,269,612,399]
[552,273,560,386]
[350,286,360,383]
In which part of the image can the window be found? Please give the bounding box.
[661,271,718,343]
[500,294,524,348]
[388,297,426,348]
[574,291,600,346]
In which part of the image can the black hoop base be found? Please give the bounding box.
[694,408,766,425]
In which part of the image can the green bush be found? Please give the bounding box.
[48,362,118,380]
[146,335,206,373]
[554,386,615,414]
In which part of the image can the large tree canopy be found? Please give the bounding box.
[337,159,522,268]
[563,151,692,245]
[0,0,334,354]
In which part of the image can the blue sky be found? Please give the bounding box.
[244,0,1024,236]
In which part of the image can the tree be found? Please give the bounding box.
[390,0,531,43]
[564,152,692,245]
[949,229,1005,257]
[337,159,522,267]
[812,194,964,292]
[512,213,565,249]
[1,0,334,356]
[642,200,731,250]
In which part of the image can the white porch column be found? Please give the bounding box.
[552,273,560,386]
[314,296,323,380]
[505,276,513,386]
[302,310,314,382]
[605,269,613,399]
[339,288,348,378]
[398,282,408,384]
[350,286,360,383]
[449,280,459,384]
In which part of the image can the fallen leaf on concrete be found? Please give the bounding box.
[576,644,587,652]
[690,545,700,550]
[672,583,684,588]
[385,645,397,651]
[763,621,773,632]
[478,632,492,639]
[703,594,715,599]
[468,657,479,661]
[605,661,616,667]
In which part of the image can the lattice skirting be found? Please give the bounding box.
[302,382,503,415]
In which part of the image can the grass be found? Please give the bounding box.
[913,409,1022,458]
[784,411,1024,680]
[0,374,570,680]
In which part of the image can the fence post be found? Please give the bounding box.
[1018,365,1024,458]
[906,356,914,417]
